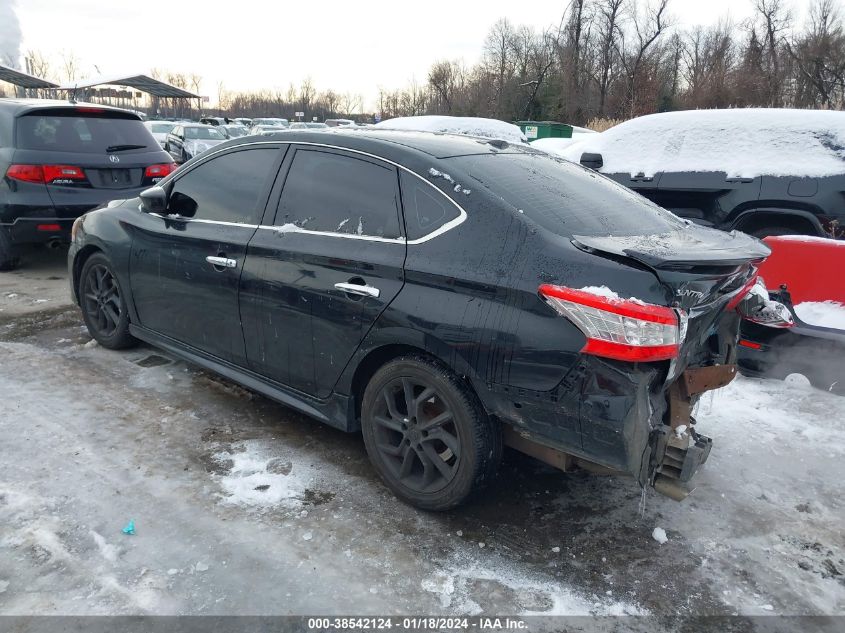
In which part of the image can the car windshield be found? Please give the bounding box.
[185,127,225,140]
[16,111,153,153]
[150,123,175,133]
[225,127,247,137]
[447,152,685,237]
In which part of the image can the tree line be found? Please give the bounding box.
[382,0,845,126]
[5,0,845,125]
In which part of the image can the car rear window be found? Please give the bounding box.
[447,152,684,237]
[16,110,154,154]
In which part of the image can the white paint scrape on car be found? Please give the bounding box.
[562,108,845,178]
[375,115,527,143]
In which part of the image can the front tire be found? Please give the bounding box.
[79,253,136,349]
[361,355,501,511]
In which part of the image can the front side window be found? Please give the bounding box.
[167,148,278,224]
[275,149,401,239]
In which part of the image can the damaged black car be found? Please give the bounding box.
[68,130,784,510]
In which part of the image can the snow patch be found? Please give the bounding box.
[215,441,314,509]
[652,527,668,545]
[795,301,845,330]
[376,116,527,143]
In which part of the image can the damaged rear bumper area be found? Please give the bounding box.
[649,365,736,500]
[501,359,738,502]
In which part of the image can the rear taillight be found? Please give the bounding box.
[144,163,176,180]
[6,164,86,184]
[43,165,86,184]
[6,164,44,183]
[539,284,682,362]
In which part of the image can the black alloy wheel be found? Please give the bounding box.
[79,253,136,349]
[361,355,501,511]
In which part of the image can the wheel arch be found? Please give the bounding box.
[71,244,105,304]
[341,330,489,429]
[729,207,825,236]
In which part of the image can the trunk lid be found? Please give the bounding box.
[572,225,770,313]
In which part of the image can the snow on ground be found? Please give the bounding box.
[375,116,527,143]
[795,301,845,329]
[562,109,845,178]
[1,262,844,621]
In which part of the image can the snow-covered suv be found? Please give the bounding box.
[566,109,845,240]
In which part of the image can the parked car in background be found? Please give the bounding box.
[737,235,844,393]
[233,117,252,127]
[164,123,227,163]
[199,116,229,127]
[68,130,782,509]
[219,124,249,139]
[0,99,174,270]
[565,109,845,239]
[250,125,288,136]
[251,118,289,129]
[289,122,329,129]
[143,120,176,148]
[325,118,355,127]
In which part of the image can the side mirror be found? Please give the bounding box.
[168,191,198,218]
[580,152,604,170]
[140,186,168,214]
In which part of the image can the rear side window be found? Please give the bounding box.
[275,149,401,238]
[166,148,278,224]
[448,152,684,237]
[16,111,155,154]
[399,171,460,240]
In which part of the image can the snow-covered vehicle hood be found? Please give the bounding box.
[563,109,845,178]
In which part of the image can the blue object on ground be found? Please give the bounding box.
[122,520,136,535]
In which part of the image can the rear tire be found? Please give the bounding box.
[361,355,501,511]
[0,229,20,271]
[79,253,136,349]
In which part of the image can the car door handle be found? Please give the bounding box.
[334,282,380,298]
[206,255,237,269]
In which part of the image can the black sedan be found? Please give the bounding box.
[68,130,774,510]
[164,123,227,163]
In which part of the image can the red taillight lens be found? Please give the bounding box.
[738,339,762,350]
[42,165,86,183]
[36,223,62,232]
[144,163,176,179]
[538,284,682,362]
[6,164,86,184]
[6,164,45,183]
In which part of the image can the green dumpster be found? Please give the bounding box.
[515,121,573,141]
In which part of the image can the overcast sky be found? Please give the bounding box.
[12,0,787,109]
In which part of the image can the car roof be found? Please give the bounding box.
[0,97,142,118]
[219,129,534,163]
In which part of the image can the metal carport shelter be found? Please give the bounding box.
[0,64,60,92]
[57,73,201,119]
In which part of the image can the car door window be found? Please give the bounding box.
[275,149,401,238]
[167,148,278,223]
[399,171,461,240]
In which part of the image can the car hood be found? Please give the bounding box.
[572,224,770,270]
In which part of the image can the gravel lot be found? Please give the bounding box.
[1,248,843,626]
